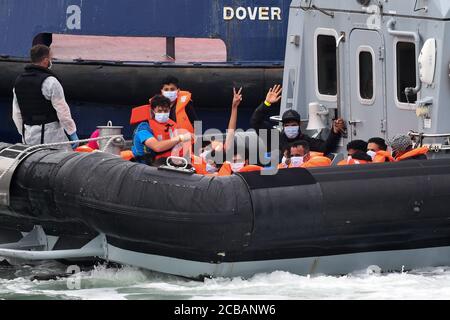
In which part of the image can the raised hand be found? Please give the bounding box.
[265,85,283,104]
[232,87,243,109]
[333,118,347,135]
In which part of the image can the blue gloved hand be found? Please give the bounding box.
[69,132,80,149]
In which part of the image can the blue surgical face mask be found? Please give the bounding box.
[163,91,178,103]
[155,112,170,124]
[284,126,300,139]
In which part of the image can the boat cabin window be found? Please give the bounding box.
[396,41,417,105]
[358,49,374,103]
[317,35,337,97]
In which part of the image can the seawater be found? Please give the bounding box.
[0,261,450,300]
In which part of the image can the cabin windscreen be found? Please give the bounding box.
[317,35,337,97]
[359,51,374,101]
[396,41,417,105]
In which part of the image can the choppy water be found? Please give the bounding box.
[1,261,450,300]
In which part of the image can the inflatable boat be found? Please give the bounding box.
[1,142,450,279]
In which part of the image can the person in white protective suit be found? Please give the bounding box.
[12,45,79,150]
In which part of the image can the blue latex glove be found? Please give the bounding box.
[69,132,80,149]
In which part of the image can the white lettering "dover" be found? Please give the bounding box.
[223,7,282,21]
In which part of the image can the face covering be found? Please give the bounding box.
[163,91,178,103]
[367,150,377,161]
[154,112,170,124]
[230,162,245,173]
[284,126,300,139]
[206,163,218,174]
[290,156,304,168]
[200,149,212,161]
[48,60,53,70]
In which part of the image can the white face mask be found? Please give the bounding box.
[206,163,218,174]
[154,112,170,124]
[48,60,53,70]
[163,91,178,103]
[367,150,377,160]
[230,162,245,173]
[284,126,300,139]
[290,156,304,168]
[200,149,212,161]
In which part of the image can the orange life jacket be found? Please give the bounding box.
[302,156,332,168]
[175,91,194,134]
[75,145,95,153]
[218,162,262,176]
[338,157,370,166]
[395,146,429,161]
[373,150,395,163]
[278,153,330,169]
[121,150,135,161]
[130,104,151,125]
[191,155,207,175]
[149,118,184,160]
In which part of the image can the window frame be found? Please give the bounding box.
[394,38,419,110]
[314,28,338,102]
[357,45,376,106]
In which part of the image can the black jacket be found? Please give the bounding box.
[251,102,342,159]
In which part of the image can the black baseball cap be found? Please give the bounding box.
[282,110,301,123]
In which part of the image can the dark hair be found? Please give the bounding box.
[290,140,311,153]
[351,150,372,162]
[30,45,50,64]
[150,95,171,109]
[347,140,368,152]
[161,76,180,89]
[368,137,388,151]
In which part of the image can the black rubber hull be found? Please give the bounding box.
[1,147,450,264]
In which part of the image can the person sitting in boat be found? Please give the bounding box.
[161,76,199,135]
[250,85,346,161]
[389,135,429,161]
[338,140,372,166]
[218,146,263,176]
[367,137,395,163]
[279,140,331,169]
[130,95,192,166]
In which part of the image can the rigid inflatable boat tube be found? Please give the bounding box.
[7,150,254,263]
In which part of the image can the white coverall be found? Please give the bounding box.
[12,77,77,149]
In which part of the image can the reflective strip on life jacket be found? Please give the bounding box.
[396,146,429,161]
[175,91,194,134]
